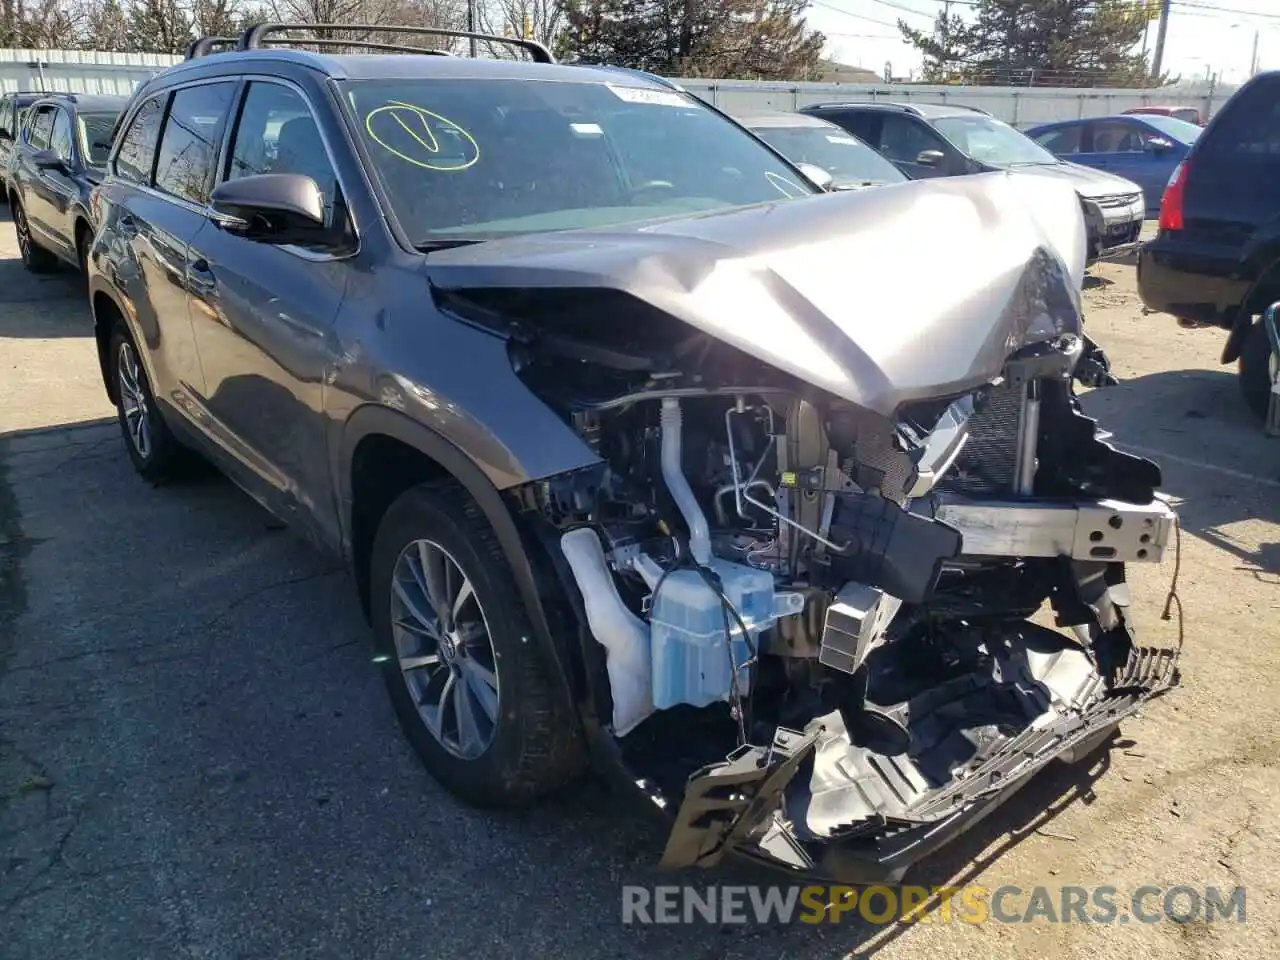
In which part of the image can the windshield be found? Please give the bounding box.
[749,124,906,186]
[77,112,119,166]
[343,78,816,244]
[932,115,1058,166]
[1137,114,1203,144]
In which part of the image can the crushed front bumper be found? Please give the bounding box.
[661,641,1179,883]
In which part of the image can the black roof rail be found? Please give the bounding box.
[186,36,237,59]
[237,22,554,63]
[192,34,456,59]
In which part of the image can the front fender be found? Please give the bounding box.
[336,403,585,723]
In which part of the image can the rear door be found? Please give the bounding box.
[1183,74,1280,252]
[184,78,350,539]
[99,84,234,413]
[1030,122,1084,160]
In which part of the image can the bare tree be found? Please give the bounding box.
[476,0,563,49]
[1,0,89,47]
[83,0,132,49]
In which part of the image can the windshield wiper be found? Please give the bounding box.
[413,238,485,252]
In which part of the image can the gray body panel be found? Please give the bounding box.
[426,171,1088,416]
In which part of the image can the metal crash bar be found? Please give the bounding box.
[237,22,555,63]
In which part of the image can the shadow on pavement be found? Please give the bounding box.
[0,206,87,337]
[1081,368,1280,576]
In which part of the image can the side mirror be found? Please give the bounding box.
[0,127,10,141]
[1146,137,1174,153]
[795,162,835,192]
[916,149,946,167]
[32,149,66,172]
[209,173,326,243]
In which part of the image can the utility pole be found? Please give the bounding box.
[467,0,477,57]
[1250,29,1260,78]
[941,0,951,80]
[1151,0,1171,78]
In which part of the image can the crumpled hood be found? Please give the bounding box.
[1002,160,1144,200]
[425,171,1087,416]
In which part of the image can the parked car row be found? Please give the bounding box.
[703,98,1152,265]
[5,25,1184,885]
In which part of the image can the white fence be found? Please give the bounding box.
[0,48,1232,129]
[0,49,181,97]
[677,78,1232,129]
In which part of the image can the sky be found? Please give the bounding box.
[808,0,1279,87]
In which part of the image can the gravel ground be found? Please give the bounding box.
[2,207,1278,960]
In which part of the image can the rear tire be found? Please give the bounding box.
[1237,319,1274,422]
[108,320,188,482]
[12,198,58,273]
[76,225,90,282]
[369,481,584,808]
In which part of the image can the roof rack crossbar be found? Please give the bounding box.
[238,22,554,63]
[188,34,456,59]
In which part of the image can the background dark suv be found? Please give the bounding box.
[1137,70,1280,421]
[6,93,125,274]
[0,90,59,198]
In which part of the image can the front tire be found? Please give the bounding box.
[1238,319,1274,422]
[370,482,584,808]
[108,321,187,482]
[12,198,58,273]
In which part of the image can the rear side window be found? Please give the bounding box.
[154,82,237,204]
[0,96,12,139]
[115,94,167,184]
[28,107,55,150]
[1203,76,1280,157]
[1035,125,1081,153]
[827,110,882,146]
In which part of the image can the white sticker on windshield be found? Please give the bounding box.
[826,134,858,145]
[571,122,604,136]
[606,84,688,108]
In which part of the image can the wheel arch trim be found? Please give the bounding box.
[338,403,584,725]
[1224,252,1280,364]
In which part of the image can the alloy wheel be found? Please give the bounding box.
[116,341,152,459]
[14,204,30,263]
[389,539,501,760]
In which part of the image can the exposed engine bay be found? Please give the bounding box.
[490,309,1180,881]
[430,178,1183,881]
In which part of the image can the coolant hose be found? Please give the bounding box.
[660,397,712,565]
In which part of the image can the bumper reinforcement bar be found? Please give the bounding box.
[935,496,1177,563]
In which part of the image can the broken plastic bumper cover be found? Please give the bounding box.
[660,644,1179,882]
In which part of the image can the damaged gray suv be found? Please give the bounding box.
[89,24,1180,882]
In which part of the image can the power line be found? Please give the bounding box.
[1173,1,1280,22]
[863,0,937,19]
[809,1,901,30]
[824,31,905,39]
